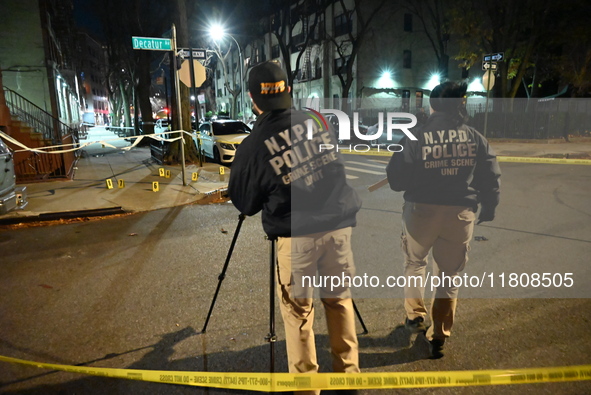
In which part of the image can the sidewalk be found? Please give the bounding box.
[0,127,231,225]
[0,127,590,225]
[489,138,591,158]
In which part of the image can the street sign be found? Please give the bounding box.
[482,70,496,90]
[482,62,498,71]
[483,52,504,62]
[132,36,172,51]
[178,48,206,60]
[179,59,207,87]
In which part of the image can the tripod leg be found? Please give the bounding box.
[201,214,245,333]
[265,237,278,373]
[352,299,369,335]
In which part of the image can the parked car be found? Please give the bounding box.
[193,120,251,164]
[0,137,27,215]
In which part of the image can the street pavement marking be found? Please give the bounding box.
[346,161,386,169]
[369,159,389,164]
[344,166,384,175]
[346,175,359,179]
[0,355,589,391]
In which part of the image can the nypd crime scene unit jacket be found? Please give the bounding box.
[228,108,362,238]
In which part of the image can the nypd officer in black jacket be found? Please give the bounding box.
[386,81,501,359]
[229,61,362,394]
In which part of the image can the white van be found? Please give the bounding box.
[0,137,27,215]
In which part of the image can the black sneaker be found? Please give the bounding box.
[405,316,426,333]
[429,338,445,359]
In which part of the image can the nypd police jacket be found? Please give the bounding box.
[228,108,361,238]
[386,112,501,214]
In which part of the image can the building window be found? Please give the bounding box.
[334,13,352,37]
[461,66,469,79]
[333,56,350,75]
[402,90,410,111]
[404,13,413,32]
[314,57,322,79]
[291,33,305,53]
[260,45,266,62]
[314,14,325,40]
[403,50,412,69]
[271,44,280,59]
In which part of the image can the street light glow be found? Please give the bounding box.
[467,78,485,92]
[377,68,395,88]
[209,23,226,41]
[208,22,246,121]
[425,73,441,90]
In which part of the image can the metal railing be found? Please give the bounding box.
[2,87,80,181]
[3,87,78,144]
[467,98,591,140]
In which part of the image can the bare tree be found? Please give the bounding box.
[327,0,387,109]
[209,40,243,120]
[402,0,451,79]
[165,0,201,163]
[268,0,329,90]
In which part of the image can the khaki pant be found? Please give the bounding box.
[401,202,475,341]
[277,227,359,395]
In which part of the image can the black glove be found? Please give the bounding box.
[477,206,495,225]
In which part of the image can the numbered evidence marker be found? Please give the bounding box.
[152,181,160,192]
[165,170,171,178]
[219,166,225,181]
[106,179,114,189]
[159,168,165,177]
[118,179,125,189]
[191,172,199,181]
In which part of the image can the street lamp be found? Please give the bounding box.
[209,24,246,122]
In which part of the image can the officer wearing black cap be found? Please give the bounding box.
[386,81,501,359]
[229,61,362,394]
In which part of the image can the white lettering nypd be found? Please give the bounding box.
[421,129,477,176]
[265,119,338,185]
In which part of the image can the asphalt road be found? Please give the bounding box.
[0,155,590,394]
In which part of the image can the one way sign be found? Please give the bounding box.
[484,52,504,62]
[178,48,206,60]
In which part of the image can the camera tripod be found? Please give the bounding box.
[201,214,368,373]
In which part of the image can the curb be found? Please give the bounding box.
[0,207,126,226]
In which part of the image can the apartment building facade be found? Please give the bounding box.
[211,0,483,122]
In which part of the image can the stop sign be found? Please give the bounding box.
[482,70,496,91]
[179,59,206,88]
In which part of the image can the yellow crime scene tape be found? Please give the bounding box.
[1,355,589,392]
[496,156,591,165]
[340,149,591,164]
